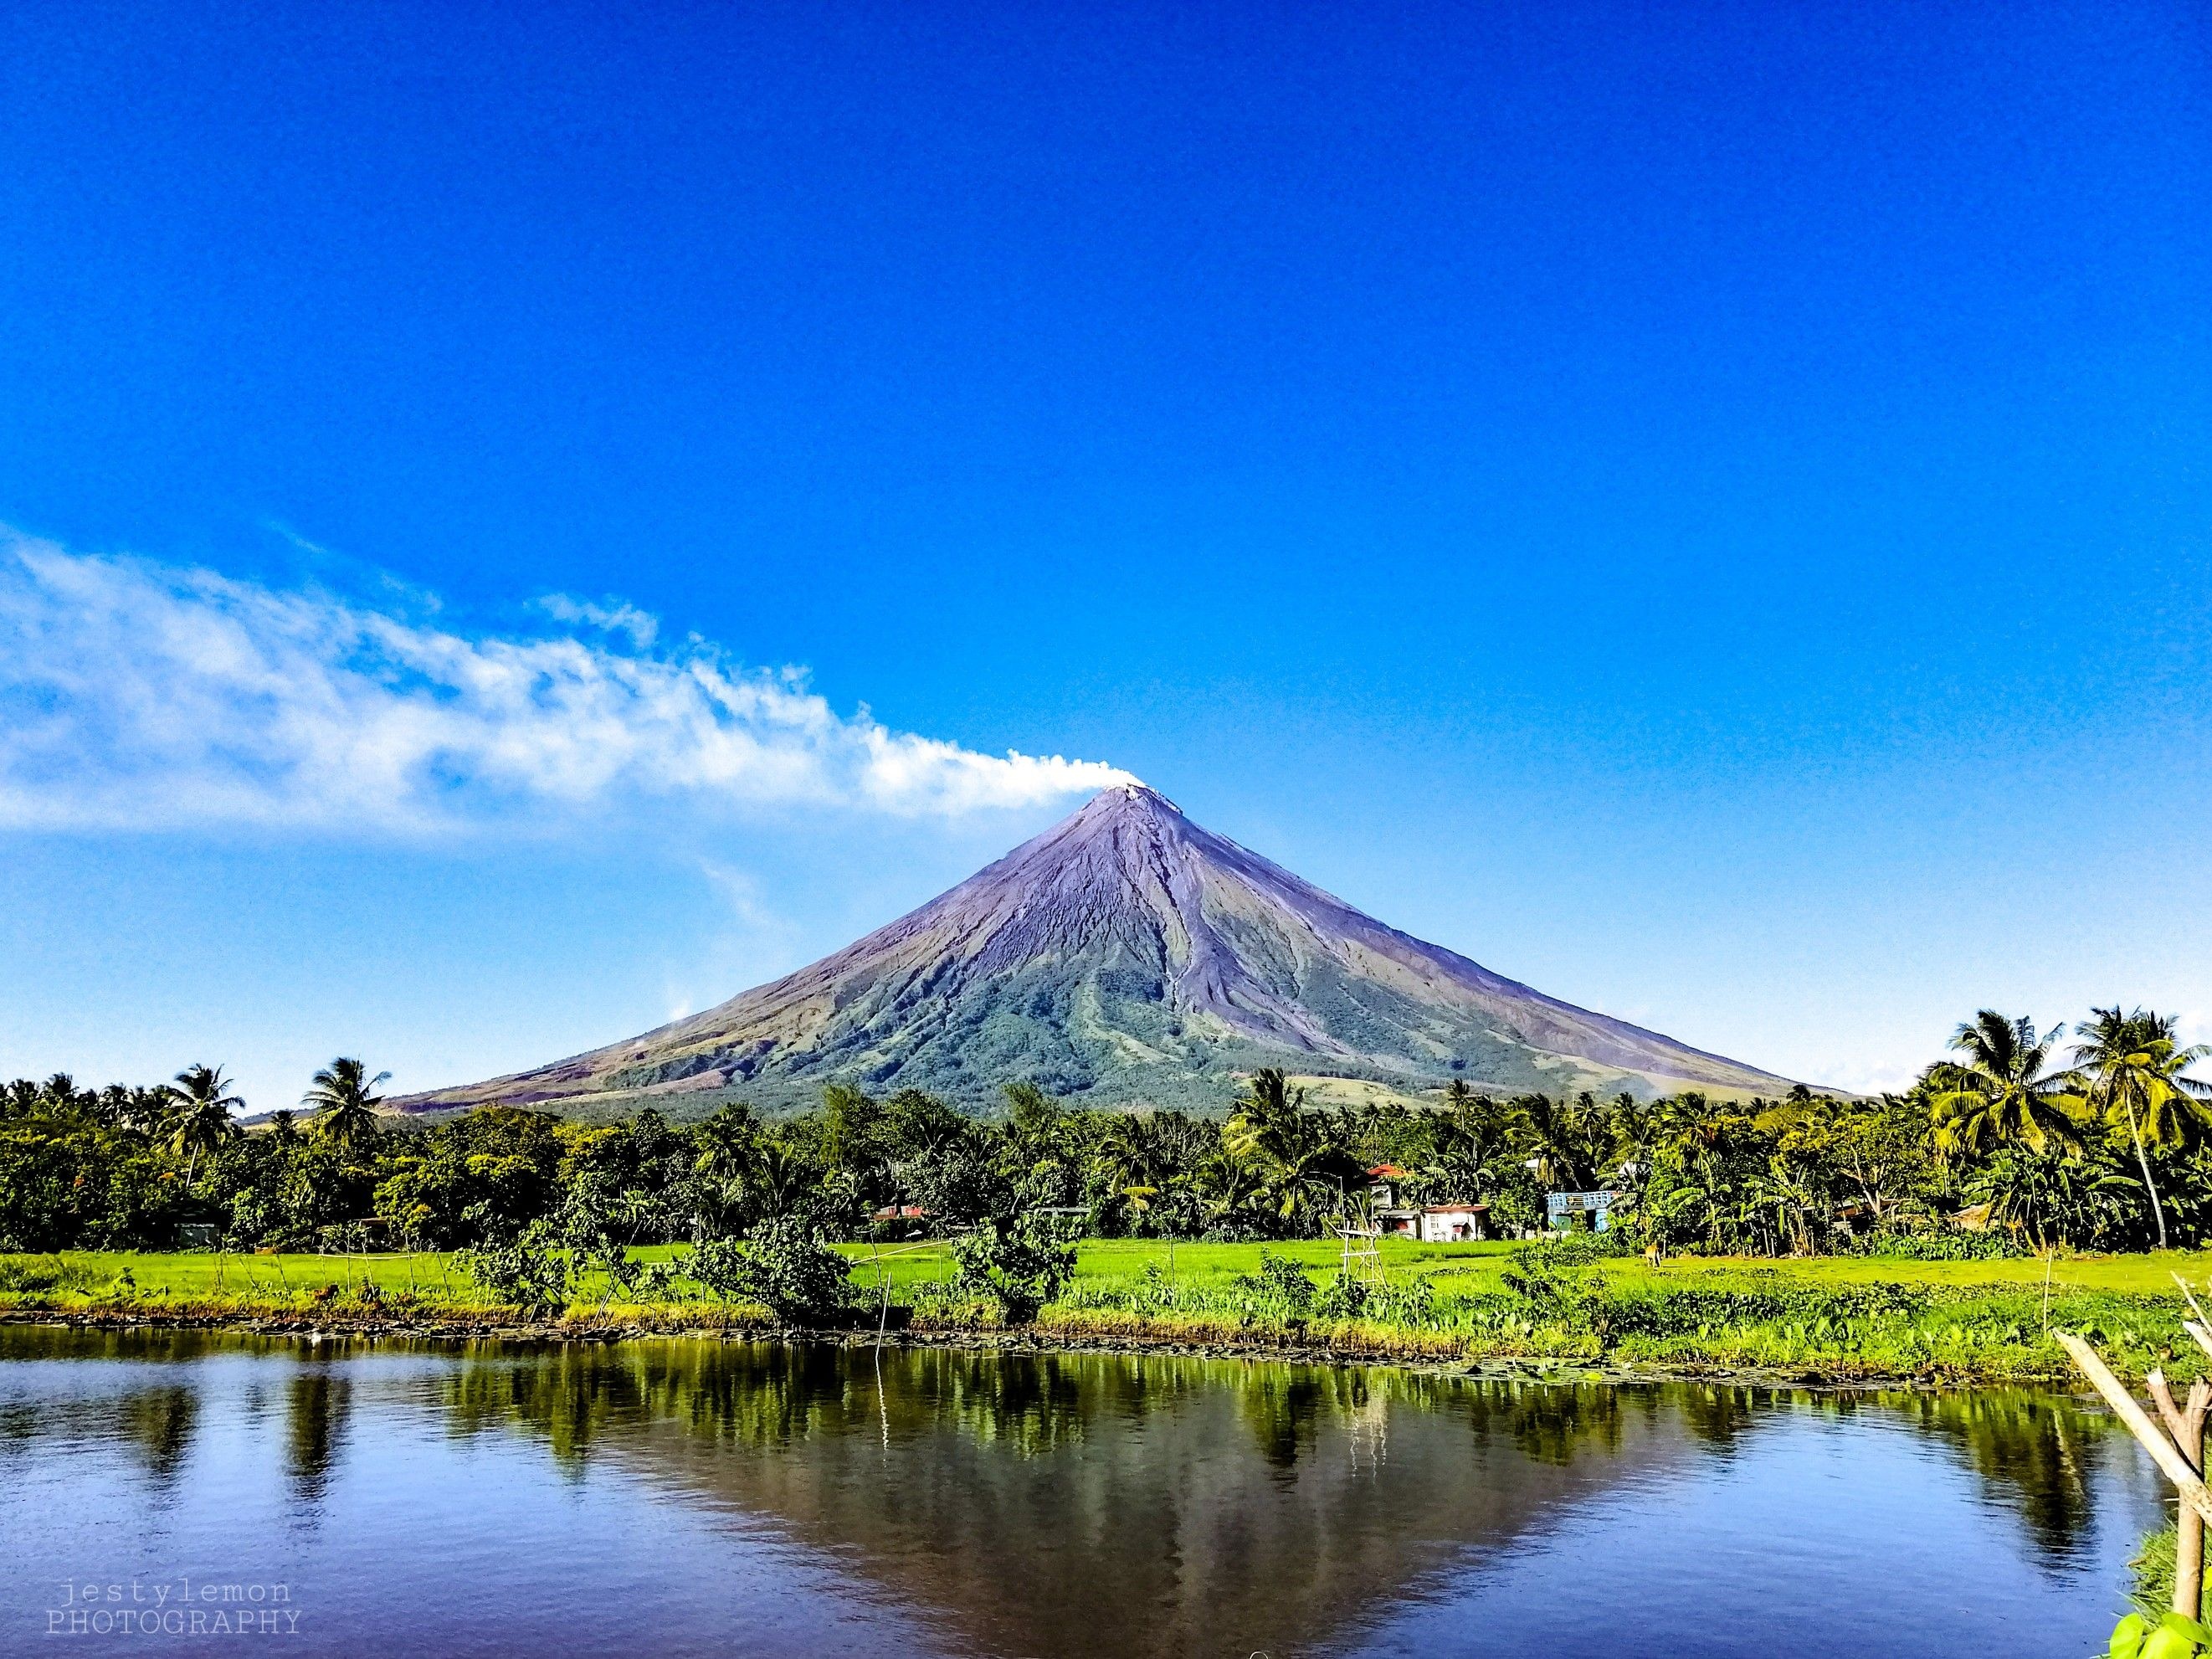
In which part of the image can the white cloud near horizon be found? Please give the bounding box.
[0,532,1132,832]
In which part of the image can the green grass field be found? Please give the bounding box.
[7,1239,2210,1384]
[13,1237,2212,1300]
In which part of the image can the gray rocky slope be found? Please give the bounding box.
[400,785,1793,1116]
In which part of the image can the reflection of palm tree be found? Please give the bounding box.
[2071,1007,2212,1250]
[165,1063,243,1188]
[121,1386,198,1485]
[285,1374,350,1511]
[1239,1370,1326,1470]
[1927,1013,2081,1161]
[304,1057,388,1154]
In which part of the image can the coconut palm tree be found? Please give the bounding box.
[690,1103,759,1183]
[303,1057,389,1154]
[2070,1007,2212,1250]
[1224,1070,1363,1230]
[1424,1096,1511,1204]
[745,1139,813,1220]
[1513,1093,1592,1193]
[1927,1012,2082,1162]
[166,1063,244,1187]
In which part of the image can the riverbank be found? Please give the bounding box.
[6,1239,2209,1385]
[0,1302,2080,1394]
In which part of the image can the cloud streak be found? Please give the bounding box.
[0,532,1132,832]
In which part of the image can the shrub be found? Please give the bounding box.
[952,1216,1076,1323]
[1315,1271,1370,1322]
[1233,1251,1318,1319]
[1841,1229,2026,1261]
[686,1217,853,1325]
[454,1220,570,1316]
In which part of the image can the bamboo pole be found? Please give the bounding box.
[2055,1333,2212,1528]
[2153,1370,2212,1621]
[2185,1386,2210,1622]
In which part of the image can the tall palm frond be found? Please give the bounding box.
[2070,1006,2212,1250]
[304,1056,389,1154]
[1927,1012,2082,1161]
[166,1062,244,1187]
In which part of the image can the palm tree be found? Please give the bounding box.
[1927,1012,2082,1162]
[2070,1007,2212,1250]
[745,1139,813,1220]
[1513,1093,1591,1193]
[1224,1070,1363,1230]
[1421,1088,1511,1203]
[303,1057,389,1154]
[1195,1149,1271,1235]
[691,1104,759,1183]
[166,1063,244,1187]
[1224,1069,1306,1169]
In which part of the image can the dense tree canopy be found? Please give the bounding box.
[3,1010,2207,1257]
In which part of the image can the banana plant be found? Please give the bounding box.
[2108,1610,2212,1659]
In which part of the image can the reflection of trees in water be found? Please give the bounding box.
[0,1379,199,1484]
[1676,1384,1758,1451]
[458,1350,1643,1659]
[439,1343,1198,1466]
[1458,1380,1642,1466]
[119,1385,197,1484]
[1240,1368,1329,1471]
[439,1343,1617,1476]
[0,1328,2157,1657]
[426,1342,2117,1566]
[285,1371,350,1509]
[1400,1375,2122,1569]
[1894,1389,2109,1565]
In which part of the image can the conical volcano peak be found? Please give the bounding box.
[1069,781,1181,826]
[403,788,1795,1116]
[1116,781,1178,812]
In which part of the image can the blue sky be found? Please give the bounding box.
[1,1,2206,1109]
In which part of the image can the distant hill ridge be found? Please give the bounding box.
[400,784,1795,1116]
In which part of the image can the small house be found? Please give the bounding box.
[1377,1202,1491,1242]
[1366,1163,1412,1208]
[1415,1203,1490,1243]
[1546,1190,1619,1232]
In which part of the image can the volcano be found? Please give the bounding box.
[402,785,1793,1116]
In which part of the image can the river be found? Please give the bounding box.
[0,1326,2167,1656]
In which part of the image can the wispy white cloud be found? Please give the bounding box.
[0,531,1132,833]
[530,592,659,648]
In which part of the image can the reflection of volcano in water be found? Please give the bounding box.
[435,1343,1704,1656]
[627,1356,1692,1656]
[0,1329,2164,1659]
[424,1343,2161,1658]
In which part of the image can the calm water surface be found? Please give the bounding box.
[0,1327,2166,1656]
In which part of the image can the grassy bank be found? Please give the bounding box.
[4,1240,2209,1385]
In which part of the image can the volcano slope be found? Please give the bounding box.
[400,785,1794,1117]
